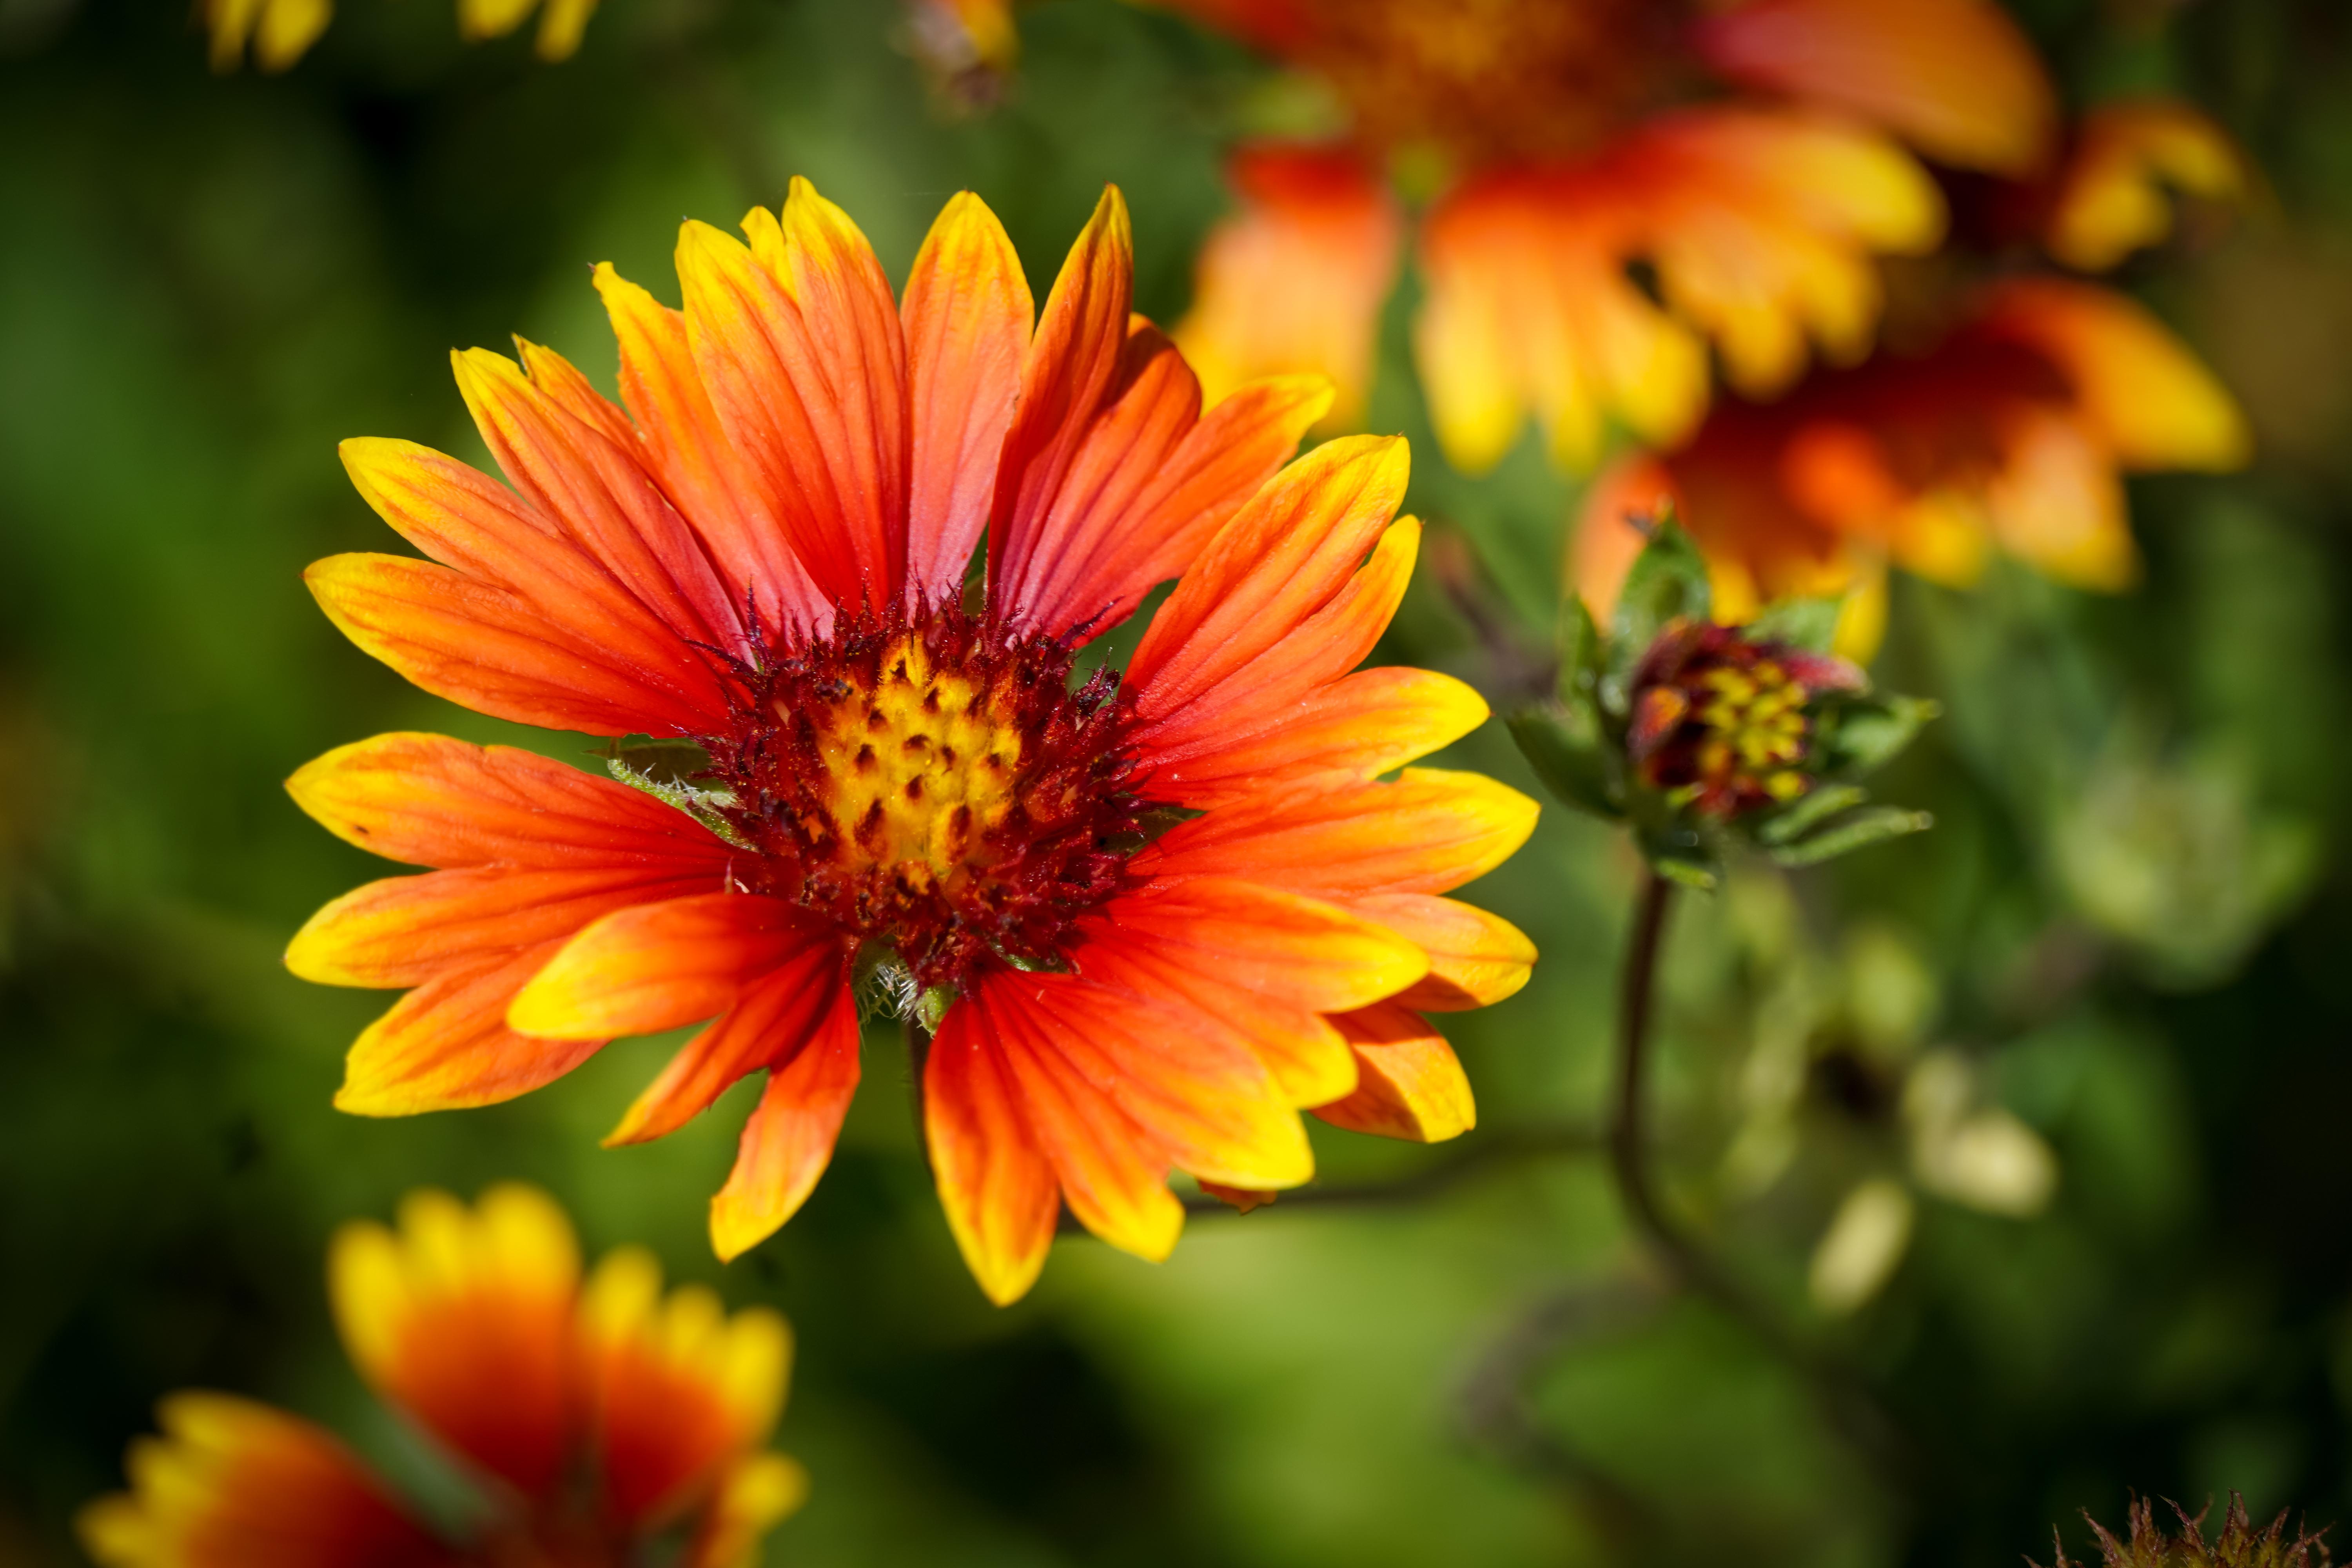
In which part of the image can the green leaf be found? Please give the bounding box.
[598,738,719,787]
[600,739,749,847]
[1753,784,1868,846]
[1767,805,1934,867]
[1815,695,1940,777]
[1507,705,1622,820]
[1745,595,1842,654]
[1609,517,1710,679]
[1557,591,1606,716]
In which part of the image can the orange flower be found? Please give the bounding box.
[1571,278,2250,657]
[1154,0,2055,468]
[79,1185,803,1568]
[288,180,1538,1304]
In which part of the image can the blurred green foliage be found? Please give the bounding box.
[3,1,2352,1565]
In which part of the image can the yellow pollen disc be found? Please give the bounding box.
[803,637,1023,895]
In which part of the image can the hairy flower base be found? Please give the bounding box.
[704,603,1143,988]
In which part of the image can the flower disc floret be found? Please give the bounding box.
[708,603,1142,987]
[1628,619,1862,819]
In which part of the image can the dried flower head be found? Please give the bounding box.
[2038,1494,2332,1568]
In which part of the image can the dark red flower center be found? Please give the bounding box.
[1626,619,1860,820]
[699,604,1147,989]
[1281,0,1686,164]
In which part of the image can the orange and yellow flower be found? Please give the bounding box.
[1155,0,2056,469]
[288,180,1538,1305]
[1570,103,2251,657]
[80,1185,802,1568]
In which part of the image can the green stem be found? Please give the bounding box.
[1608,868,1910,1483]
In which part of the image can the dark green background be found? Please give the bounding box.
[4,0,2351,1563]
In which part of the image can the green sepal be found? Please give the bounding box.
[1508,705,1623,821]
[916,985,955,1036]
[1766,805,1934,868]
[1814,694,1940,777]
[1743,595,1842,655]
[1557,591,1606,716]
[1607,516,1710,690]
[1753,784,1868,847]
[1636,819,1723,890]
[598,738,750,848]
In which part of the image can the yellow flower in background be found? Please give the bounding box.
[80,1185,804,1568]
[203,0,593,71]
[1571,275,2250,659]
[1152,0,2056,469]
[203,0,328,72]
[1570,98,2251,661]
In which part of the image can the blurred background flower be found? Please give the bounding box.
[80,1183,802,1568]
[2,1,2350,1566]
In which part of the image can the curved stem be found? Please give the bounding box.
[1609,868,1910,1481]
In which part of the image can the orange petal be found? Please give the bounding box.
[1633,111,1942,399]
[1004,326,1331,641]
[1983,405,2136,591]
[605,942,854,1145]
[1125,434,1408,719]
[675,187,908,610]
[508,893,831,1042]
[709,983,863,1260]
[329,1184,580,1497]
[1140,769,1540,899]
[1087,877,1427,1015]
[1072,876,1432,1105]
[303,553,707,738]
[1129,511,1419,763]
[512,336,638,449]
[1310,1002,1476,1143]
[1693,0,2056,175]
[1174,143,1401,425]
[977,969,1314,1194]
[2046,100,2247,273]
[1136,664,1489,810]
[923,1000,1062,1305]
[580,1246,791,1528]
[286,732,734,870]
[1073,932,1358,1107]
[337,942,606,1114]
[1414,178,1554,473]
[1343,892,1535,1012]
[79,1394,444,1568]
[980,981,1187,1264]
[1976,278,2249,472]
[337,437,729,726]
[987,187,1136,620]
[289,866,719,988]
[595,263,828,636]
[450,345,745,654]
[992,321,1202,636]
[679,1452,811,1568]
[902,191,1033,605]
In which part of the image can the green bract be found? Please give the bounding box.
[1507,518,1935,889]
